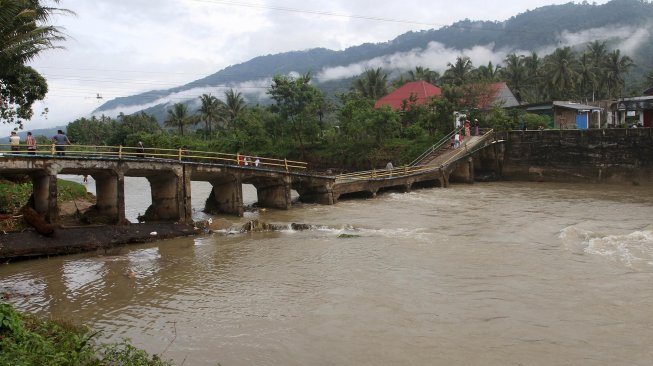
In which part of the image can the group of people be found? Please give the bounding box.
[238,154,260,167]
[6,129,71,155]
[451,118,480,149]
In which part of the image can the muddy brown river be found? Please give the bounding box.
[1,181,652,365]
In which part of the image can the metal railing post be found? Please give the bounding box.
[119,145,123,159]
[284,158,289,172]
[178,148,183,161]
[51,143,55,156]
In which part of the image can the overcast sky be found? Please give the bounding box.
[4,0,612,137]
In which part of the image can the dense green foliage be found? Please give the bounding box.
[0,303,175,365]
[1,0,72,128]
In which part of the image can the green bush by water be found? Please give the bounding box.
[0,303,175,366]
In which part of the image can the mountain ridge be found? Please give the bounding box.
[94,0,653,118]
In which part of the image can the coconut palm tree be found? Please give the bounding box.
[1,0,73,125]
[0,0,73,64]
[165,103,192,136]
[500,54,527,102]
[543,47,579,100]
[577,53,597,101]
[352,68,389,100]
[443,56,474,86]
[523,52,544,102]
[602,50,634,99]
[224,89,247,128]
[473,61,501,83]
[408,66,440,84]
[198,93,223,138]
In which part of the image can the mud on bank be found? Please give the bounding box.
[0,223,198,261]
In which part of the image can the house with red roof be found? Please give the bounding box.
[374,81,442,110]
[374,80,519,111]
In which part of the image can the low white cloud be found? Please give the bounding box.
[315,42,517,82]
[557,24,652,55]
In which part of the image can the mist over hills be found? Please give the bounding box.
[93,0,653,121]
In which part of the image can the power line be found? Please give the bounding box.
[190,0,446,28]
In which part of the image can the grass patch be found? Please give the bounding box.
[0,179,88,214]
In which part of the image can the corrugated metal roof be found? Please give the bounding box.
[552,101,602,111]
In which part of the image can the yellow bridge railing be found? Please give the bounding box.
[0,144,307,172]
[334,129,496,183]
[335,165,440,182]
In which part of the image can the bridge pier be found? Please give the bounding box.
[205,176,244,217]
[255,177,292,210]
[87,171,125,224]
[449,157,475,183]
[143,171,185,222]
[31,172,58,224]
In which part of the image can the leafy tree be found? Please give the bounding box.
[337,92,399,145]
[111,112,160,145]
[352,68,389,100]
[268,73,324,157]
[486,106,513,131]
[0,0,72,127]
[521,113,551,129]
[67,115,113,145]
[164,103,194,136]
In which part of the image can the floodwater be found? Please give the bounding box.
[1,181,653,365]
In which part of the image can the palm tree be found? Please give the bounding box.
[500,54,527,102]
[602,50,634,99]
[352,68,389,100]
[586,41,608,98]
[543,47,579,100]
[1,0,73,125]
[0,0,73,65]
[523,52,544,102]
[198,93,223,138]
[474,61,501,82]
[165,103,192,136]
[224,89,246,128]
[408,66,440,84]
[443,56,474,86]
[577,53,597,101]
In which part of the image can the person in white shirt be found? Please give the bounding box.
[9,131,20,153]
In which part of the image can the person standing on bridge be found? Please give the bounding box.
[25,132,37,154]
[9,131,20,153]
[464,119,471,137]
[474,119,479,136]
[52,130,71,156]
[137,141,145,158]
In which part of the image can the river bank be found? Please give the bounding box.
[0,223,198,261]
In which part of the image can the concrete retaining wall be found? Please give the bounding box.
[498,129,653,184]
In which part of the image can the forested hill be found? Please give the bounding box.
[94,0,653,116]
